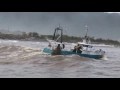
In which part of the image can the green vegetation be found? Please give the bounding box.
[28,32,39,38]
[89,37,120,45]
[0,31,119,45]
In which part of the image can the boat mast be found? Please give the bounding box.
[53,28,57,40]
[53,24,63,43]
[61,27,63,43]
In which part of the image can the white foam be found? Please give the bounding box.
[101,55,108,60]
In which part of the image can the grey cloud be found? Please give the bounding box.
[0,12,120,40]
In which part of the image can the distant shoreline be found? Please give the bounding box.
[0,32,120,46]
[0,38,119,47]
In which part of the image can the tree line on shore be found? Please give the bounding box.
[0,32,119,45]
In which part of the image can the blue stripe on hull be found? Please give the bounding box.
[43,48,103,59]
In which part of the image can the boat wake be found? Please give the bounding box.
[100,55,108,60]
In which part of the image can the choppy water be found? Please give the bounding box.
[0,39,120,78]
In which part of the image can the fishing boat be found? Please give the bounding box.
[43,25,106,59]
[75,25,114,48]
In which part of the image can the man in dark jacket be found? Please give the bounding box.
[52,44,61,55]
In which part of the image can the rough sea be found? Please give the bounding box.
[0,39,119,78]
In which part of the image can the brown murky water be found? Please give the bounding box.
[0,39,119,78]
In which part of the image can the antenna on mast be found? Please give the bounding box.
[58,23,62,29]
[85,25,88,37]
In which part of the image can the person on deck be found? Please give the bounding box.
[73,44,83,53]
[52,44,61,55]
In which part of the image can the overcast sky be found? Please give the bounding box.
[0,12,120,40]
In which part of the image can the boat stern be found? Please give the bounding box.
[43,48,53,55]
